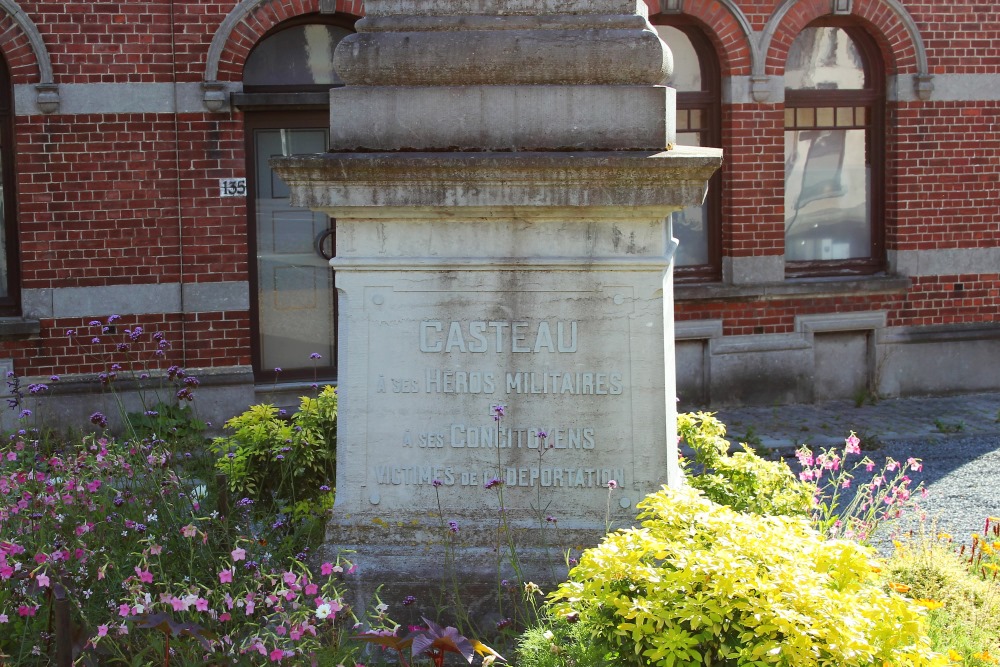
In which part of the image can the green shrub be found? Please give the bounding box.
[678,411,813,517]
[886,531,1000,666]
[211,386,337,517]
[527,485,946,667]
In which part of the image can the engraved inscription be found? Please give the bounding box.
[420,320,578,353]
[372,465,625,488]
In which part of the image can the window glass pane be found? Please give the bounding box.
[655,26,702,91]
[676,109,689,132]
[672,131,709,266]
[244,24,352,86]
[816,107,835,126]
[255,128,335,370]
[785,27,865,90]
[785,128,870,261]
[0,151,6,298]
[836,106,854,127]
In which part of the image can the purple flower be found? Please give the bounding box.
[607,479,618,490]
[91,337,101,344]
[274,367,282,373]
[107,315,121,324]
[88,320,101,326]
[49,375,60,382]
[432,479,443,488]
[66,329,76,337]
[319,485,331,492]
[402,595,416,606]
[447,520,459,533]
[90,412,109,428]
[309,352,322,360]
[28,384,48,395]
[492,405,505,421]
[537,430,547,439]
[484,477,503,490]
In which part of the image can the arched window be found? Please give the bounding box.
[0,51,18,313]
[241,16,354,382]
[784,23,885,275]
[653,20,722,281]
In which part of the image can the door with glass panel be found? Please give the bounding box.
[247,116,335,381]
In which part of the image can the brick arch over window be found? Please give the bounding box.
[202,0,364,111]
[645,0,756,77]
[760,0,932,100]
[0,0,58,112]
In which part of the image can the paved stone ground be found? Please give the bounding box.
[707,391,1000,451]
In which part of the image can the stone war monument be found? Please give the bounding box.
[272,0,722,601]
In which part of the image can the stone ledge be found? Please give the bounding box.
[0,317,41,337]
[273,147,722,211]
[676,275,911,303]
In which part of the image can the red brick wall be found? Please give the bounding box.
[0,0,997,385]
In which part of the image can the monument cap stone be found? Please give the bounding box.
[330,0,674,151]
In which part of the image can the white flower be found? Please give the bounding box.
[315,603,332,619]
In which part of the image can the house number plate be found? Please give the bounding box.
[219,178,247,197]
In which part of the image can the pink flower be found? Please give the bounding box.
[865,460,875,472]
[841,479,851,489]
[149,544,162,556]
[270,648,284,662]
[36,573,50,588]
[320,562,333,576]
[181,524,197,538]
[86,480,101,493]
[886,460,899,471]
[282,571,297,585]
[97,625,108,637]
[231,547,246,562]
[118,604,131,617]
[845,433,861,455]
[5,452,15,461]
[907,457,923,472]
[219,612,231,622]
[219,569,234,583]
[305,583,318,596]
[135,567,153,584]
[195,598,209,612]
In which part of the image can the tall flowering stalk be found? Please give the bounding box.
[796,432,925,543]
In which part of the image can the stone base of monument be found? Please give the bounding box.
[274,148,721,619]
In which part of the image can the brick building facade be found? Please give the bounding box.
[0,0,996,428]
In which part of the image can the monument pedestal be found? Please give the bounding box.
[273,149,721,596]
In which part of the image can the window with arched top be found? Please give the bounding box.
[654,20,722,281]
[0,50,18,313]
[784,23,885,275]
[240,15,356,383]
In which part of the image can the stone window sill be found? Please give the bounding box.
[675,274,910,302]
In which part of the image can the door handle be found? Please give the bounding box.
[314,228,335,260]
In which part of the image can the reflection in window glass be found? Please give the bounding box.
[0,151,6,297]
[655,25,702,91]
[786,27,865,90]
[244,24,353,86]
[784,128,870,261]
[672,131,709,266]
